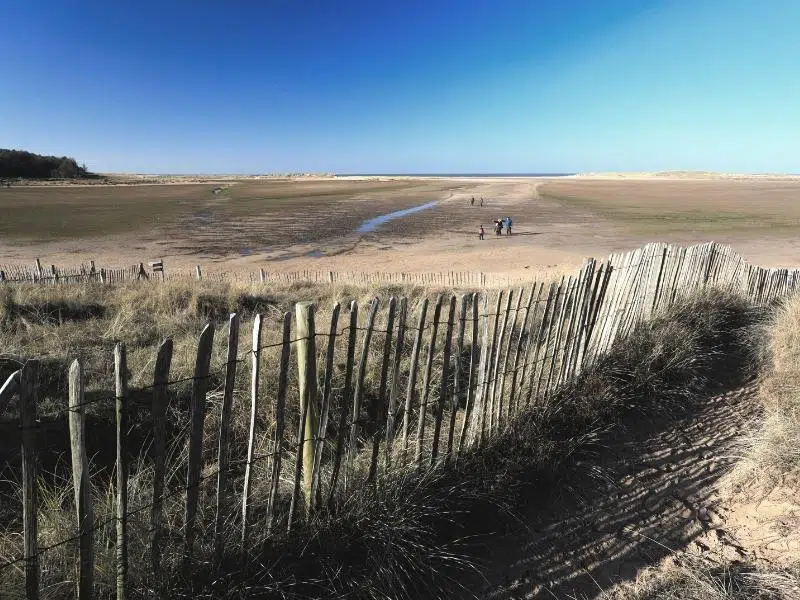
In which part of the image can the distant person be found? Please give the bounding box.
[479,225,484,240]
[494,219,503,236]
[480,197,484,207]
[471,196,475,206]
[505,216,513,236]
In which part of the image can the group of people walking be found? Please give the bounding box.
[470,195,512,240]
[478,216,512,240]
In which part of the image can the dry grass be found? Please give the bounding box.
[0,282,762,599]
[0,278,482,598]
[600,557,800,600]
[727,295,800,494]
[599,294,800,600]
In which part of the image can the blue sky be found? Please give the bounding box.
[2,0,798,174]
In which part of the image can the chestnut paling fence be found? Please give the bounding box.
[0,258,541,288]
[0,241,798,599]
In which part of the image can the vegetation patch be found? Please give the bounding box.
[0,149,95,180]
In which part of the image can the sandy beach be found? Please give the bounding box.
[2,173,800,274]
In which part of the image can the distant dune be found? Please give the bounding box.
[573,171,800,180]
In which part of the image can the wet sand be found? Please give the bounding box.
[2,175,800,274]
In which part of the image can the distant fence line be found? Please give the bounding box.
[0,258,546,288]
[0,240,798,599]
[2,243,800,292]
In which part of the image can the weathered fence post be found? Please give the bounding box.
[69,360,94,600]
[498,288,524,420]
[150,338,172,596]
[544,277,573,399]
[311,303,341,507]
[508,285,539,414]
[195,265,203,280]
[183,323,215,577]
[327,302,358,507]
[385,297,408,467]
[457,293,480,455]
[368,297,396,482]
[264,313,291,534]
[415,294,443,468]
[242,314,262,542]
[483,291,503,434]
[446,294,469,458]
[21,360,40,600]
[431,295,456,465]
[475,294,491,447]
[489,290,512,432]
[346,298,379,488]
[401,299,428,459]
[114,343,129,600]
[214,314,240,566]
[290,302,318,524]
[530,280,560,405]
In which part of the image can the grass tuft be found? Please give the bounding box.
[600,557,800,600]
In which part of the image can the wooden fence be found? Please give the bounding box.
[0,241,798,599]
[0,260,548,288]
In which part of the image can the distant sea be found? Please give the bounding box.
[340,173,575,177]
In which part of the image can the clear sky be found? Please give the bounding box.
[2,0,799,174]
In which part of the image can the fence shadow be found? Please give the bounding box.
[468,382,760,599]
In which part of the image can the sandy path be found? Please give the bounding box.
[468,382,763,599]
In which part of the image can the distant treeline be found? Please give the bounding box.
[0,149,95,179]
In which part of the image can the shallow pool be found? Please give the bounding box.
[355,201,438,233]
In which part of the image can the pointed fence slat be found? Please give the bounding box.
[385,297,408,466]
[115,343,129,600]
[214,314,240,565]
[457,293,480,455]
[509,284,540,413]
[415,294,443,468]
[368,297,396,482]
[484,291,505,434]
[447,294,469,459]
[328,302,358,507]
[402,299,428,459]
[242,314,263,542]
[474,294,491,447]
[311,302,341,505]
[347,298,380,487]
[21,360,40,600]
[431,295,456,465]
[183,323,215,575]
[499,288,525,420]
[150,339,172,596]
[264,313,291,534]
[69,360,94,600]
